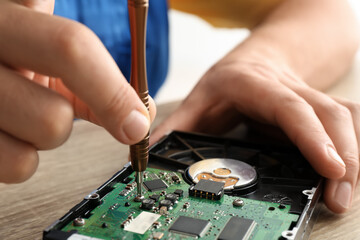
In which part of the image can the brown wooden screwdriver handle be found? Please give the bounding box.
[128,0,149,172]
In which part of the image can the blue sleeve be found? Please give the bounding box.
[54,0,169,97]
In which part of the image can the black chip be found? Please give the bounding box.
[149,194,160,202]
[159,199,172,208]
[140,199,155,210]
[174,189,183,197]
[189,180,224,200]
[172,175,180,181]
[143,179,168,192]
[217,217,257,240]
[169,216,211,237]
[165,193,178,203]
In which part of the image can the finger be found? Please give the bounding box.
[323,96,360,213]
[50,78,157,125]
[0,130,39,183]
[281,78,359,212]
[0,2,150,144]
[148,96,157,124]
[332,97,360,153]
[0,65,74,149]
[315,98,358,213]
[280,77,359,212]
[212,70,347,179]
[262,90,346,179]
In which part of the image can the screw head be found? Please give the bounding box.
[73,217,85,226]
[233,198,245,207]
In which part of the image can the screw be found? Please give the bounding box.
[73,217,85,226]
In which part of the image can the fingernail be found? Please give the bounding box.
[335,181,352,209]
[122,110,149,142]
[327,146,346,168]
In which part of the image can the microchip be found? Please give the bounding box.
[150,194,160,202]
[159,199,172,209]
[174,189,183,197]
[165,193,178,203]
[148,173,159,179]
[140,199,155,210]
[143,179,168,192]
[218,217,257,240]
[169,216,211,237]
[189,179,224,200]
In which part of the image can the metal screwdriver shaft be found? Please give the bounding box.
[128,0,149,201]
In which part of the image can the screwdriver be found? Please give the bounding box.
[128,0,149,202]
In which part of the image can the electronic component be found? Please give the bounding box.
[124,212,161,234]
[143,179,168,192]
[159,199,172,209]
[174,189,183,197]
[150,194,160,202]
[125,182,137,190]
[189,179,224,200]
[119,189,129,196]
[165,193,178,204]
[159,206,168,215]
[171,173,181,184]
[218,217,257,240]
[101,223,108,228]
[152,232,164,239]
[169,216,211,237]
[152,221,162,229]
[140,199,155,210]
[148,173,159,179]
[44,131,322,240]
[183,202,190,209]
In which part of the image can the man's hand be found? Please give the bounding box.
[151,54,359,214]
[152,0,359,214]
[0,0,155,183]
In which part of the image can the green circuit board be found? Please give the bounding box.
[61,168,299,240]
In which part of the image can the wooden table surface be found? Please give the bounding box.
[0,101,359,240]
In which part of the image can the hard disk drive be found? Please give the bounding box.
[43,131,322,240]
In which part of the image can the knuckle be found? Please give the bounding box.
[54,22,94,64]
[275,94,312,118]
[280,93,308,107]
[345,102,360,117]
[342,153,359,171]
[102,86,132,118]
[322,101,351,120]
[37,99,74,149]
